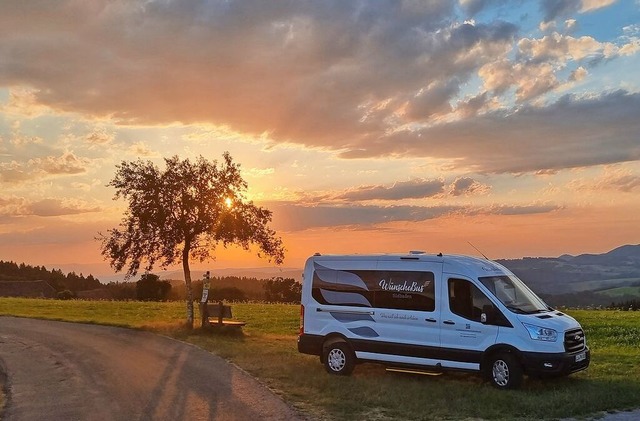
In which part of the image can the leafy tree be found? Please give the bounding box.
[98,153,285,328]
[264,277,301,303]
[57,290,75,300]
[0,260,101,292]
[136,273,172,301]
[210,287,247,301]
[104,281,137,300]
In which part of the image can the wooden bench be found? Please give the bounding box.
[199,302,246,328]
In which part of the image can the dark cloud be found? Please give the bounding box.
[337,179,445,201]
[1,1,633,177]
[451,177,488,196]
[406,80,459,121]
[455,91,491,117]
[541,0,581,23]
[268,202,462,231]
[459,0,511,17]
[266,201,560,231]
[489,203,563,215]
[0,0,516,148]
[341,90,640,174]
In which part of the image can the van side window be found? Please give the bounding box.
[448,278,494,322]
[311,264,435,312]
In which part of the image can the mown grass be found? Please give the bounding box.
[1,298,640,420]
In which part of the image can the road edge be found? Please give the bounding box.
[0,354,10,421]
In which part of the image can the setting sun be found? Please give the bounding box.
[225,197,233,209]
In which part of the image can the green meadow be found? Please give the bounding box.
[1,298,640,420]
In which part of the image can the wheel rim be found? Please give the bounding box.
[492,359,510,387]
[328,348,346,372]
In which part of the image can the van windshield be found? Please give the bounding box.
[479,275,551,314]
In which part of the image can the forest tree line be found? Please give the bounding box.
[0,260,300,303]
[0,260,101,292]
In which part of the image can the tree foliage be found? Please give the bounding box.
[264,277,301,303]
[136,273,171,301]
[0,260,101,292]
[98,153,285,328]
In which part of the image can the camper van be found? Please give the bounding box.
[297,252,590,389]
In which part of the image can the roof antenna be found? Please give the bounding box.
[468,241,489,260]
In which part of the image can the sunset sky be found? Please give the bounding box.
[1,0,639,280]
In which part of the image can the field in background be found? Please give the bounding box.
[1,298,640,420]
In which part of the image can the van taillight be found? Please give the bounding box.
[299,304,304,335]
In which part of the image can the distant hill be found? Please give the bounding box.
[497,244,640,307]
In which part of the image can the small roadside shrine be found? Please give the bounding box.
[199,271,246,329]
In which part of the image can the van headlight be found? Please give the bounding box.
[523,323,557,342]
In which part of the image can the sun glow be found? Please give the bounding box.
[225,197,233,208]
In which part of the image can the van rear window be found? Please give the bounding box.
[312,263,435,311]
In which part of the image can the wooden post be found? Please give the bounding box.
[201,271,211,329]
[217,301,224,325]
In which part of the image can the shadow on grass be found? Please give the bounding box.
[198,324,247,338]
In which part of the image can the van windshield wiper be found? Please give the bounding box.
[505,305,527,314]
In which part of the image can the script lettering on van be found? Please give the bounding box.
[378,278,429,293]
[380,312,419,321]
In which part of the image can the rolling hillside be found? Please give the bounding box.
[498,244,640,307]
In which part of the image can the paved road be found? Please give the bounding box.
[0,317,303,421]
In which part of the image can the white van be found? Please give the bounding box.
[297,252,590,389]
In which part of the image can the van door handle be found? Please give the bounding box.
[425,318,437,323]
[443,320,455,325]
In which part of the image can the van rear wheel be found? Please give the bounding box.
[488,352,523,389]
[323,341,355,375]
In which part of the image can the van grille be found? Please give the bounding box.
[564,328,586,353]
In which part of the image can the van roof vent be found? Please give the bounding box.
[409,250,426,255]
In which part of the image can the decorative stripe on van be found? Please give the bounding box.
[348,327,380,338]
[320,289,372,307]
[314,263,369,290]
[329,312,375,323]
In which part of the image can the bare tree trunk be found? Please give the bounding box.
[183,246,194,329]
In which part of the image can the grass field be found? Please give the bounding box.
[1,298,640,420]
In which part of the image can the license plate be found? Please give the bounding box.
[575,351,586,362]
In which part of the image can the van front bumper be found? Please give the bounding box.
[520,347,590,377]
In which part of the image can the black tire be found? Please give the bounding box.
[323,341,355,376]
[488,352,523,389]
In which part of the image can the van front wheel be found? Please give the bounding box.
[323,341,355,375]
[488,352,523,389]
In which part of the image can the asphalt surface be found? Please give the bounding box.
[0,317,304,421]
